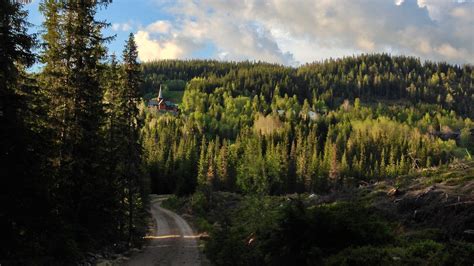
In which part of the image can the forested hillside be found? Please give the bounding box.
[142,58,474,265]
[143,57,473,264]
[141,56,473,195]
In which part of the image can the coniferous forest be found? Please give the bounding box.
[1,1,147,263]
[1,1,473,265]
[141,56,474,196]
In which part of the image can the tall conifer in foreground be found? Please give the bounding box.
[40,0,113,251]
[121,33,147,246]
[0,0,51,259]
[103,54,126,242]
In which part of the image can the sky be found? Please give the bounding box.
[25,0,474,66]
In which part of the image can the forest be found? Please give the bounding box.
[141,53,473,265]
[1,1,148,263]
[141,56,473,196]
[1,0,473,264]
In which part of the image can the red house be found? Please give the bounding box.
[148,86,178,112]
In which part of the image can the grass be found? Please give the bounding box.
[420,160,474,186]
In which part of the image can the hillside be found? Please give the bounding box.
[140,54,473,196]
[163,160,474,265]
[139,54,474,265]
[141,55,474,117]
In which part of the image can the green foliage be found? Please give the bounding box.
[2,1,149,262]
[189,190,210,216]
[161,195,186,211]
[138,55,473,265]
[141,55,472,196]
[142,55,474,117]
[199,194,474,266]
[325,246,392,266]
[0,0,53,261]
[204,198,394,266]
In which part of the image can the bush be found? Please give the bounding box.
[205,199,394,265]
[190,190,209,216]
[325,246,392,266]
[161,195,186,211]
[258,201,393,265]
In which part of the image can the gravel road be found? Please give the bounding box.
[124,196,201,266]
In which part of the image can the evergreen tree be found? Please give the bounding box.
[206,139,217,187]
[121,33,147,246]
[217,140,229,190]
[197,137,209,187]
[329,144,340,183]
[0,0,51,259]
[287,140,297,193]
[39,0,128,254]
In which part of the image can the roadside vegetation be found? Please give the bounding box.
[163,160,474,265]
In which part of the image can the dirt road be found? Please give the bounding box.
[124,196,201,266]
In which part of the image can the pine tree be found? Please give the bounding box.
[379,148,387,177]
[287,140,297,193]
[340,151,349,177]
[197,137,209,187]
[329,144,340,183]
[40,0,114,251]
[39,0,67,171]
[121,33,146,246]
[307,150,319,192]
[301,99,310,120]
[0,0,51,259]
[387,148,397,177]
[206,139,217,187]
[237,137,267,194]
[322,134,333,175]
[217,140,229,190]
[295,136,307,193]
[265,142,283,194]
[103,54,126,241]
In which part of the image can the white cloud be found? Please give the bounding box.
[435,43,465,60]
[357,37,376,51]
[134,31,184,61]
[112,22,132,32]
[146,20,172,33]
[134,15,295,64]
[417,39,433,54]
[395,0,405,6]
[139,0,474,64]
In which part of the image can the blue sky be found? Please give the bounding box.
[25,0,474,65]
[25,0,178,60]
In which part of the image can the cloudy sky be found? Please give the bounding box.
[26,0,473,65]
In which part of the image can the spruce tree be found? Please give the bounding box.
[217,140,229,190]
[121,33,146,246]
[0,0,50,259]
[103,54,126,241]
[40,0,112,251]
[197,137,209,187]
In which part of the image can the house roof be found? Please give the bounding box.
[148,99,158,106]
